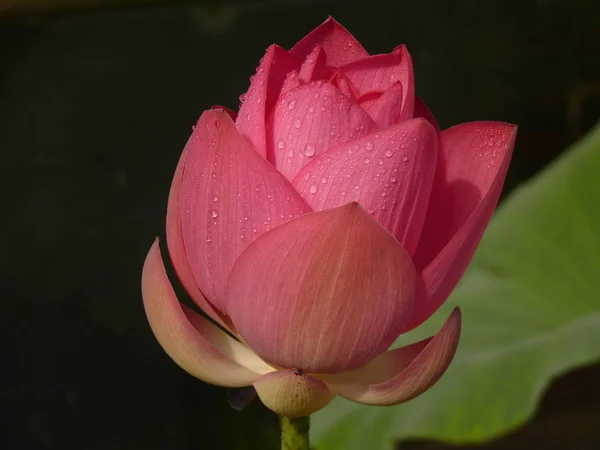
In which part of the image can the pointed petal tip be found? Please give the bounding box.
[254,370,334,417]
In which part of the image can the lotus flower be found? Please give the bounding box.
[142,17,516,418]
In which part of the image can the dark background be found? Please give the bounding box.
[1,1,599,449]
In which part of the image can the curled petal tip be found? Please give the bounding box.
[324,307,461,406]
[141,239,267,387]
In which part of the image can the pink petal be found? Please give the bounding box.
[211,105,237,120]
[253,369,334,417]
[414,97,441,132]
[236,45,300,158]
[298,45,335,84]
[289,17,369,68]
[340,45,414,118]
[293,119,438,256]
[359,81,403,127]
[409,122,517,330]
[280,70,301,96]
[323,307,461,405]
[269,81,378,181]
[225,202,418,374]
[179,110,311,312]
[166,143,232,330]
[333,70,362,102]
[142,240,272,387]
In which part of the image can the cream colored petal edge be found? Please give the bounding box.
[323,307,461,406]
[142,239,271,387]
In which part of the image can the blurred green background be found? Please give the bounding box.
[1,0,599,449]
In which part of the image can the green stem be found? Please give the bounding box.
[280,415,310,450]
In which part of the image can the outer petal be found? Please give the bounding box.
[289,17,369,68]
[298,45,335,84]
[409,123,517,330]
[166,142,232,330]
[269,81,377,181]
[413,97,441,132]
[142,240,272,387]
[340,45,414,119]
[323,307,461,405]
[180,110,311,311]
[358,81,403,127]
[225,202,418,374]
[236,45,300,158]
[293,118,438,256]
[254,369,335,418]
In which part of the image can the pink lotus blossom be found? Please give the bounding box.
[142,17,516,417]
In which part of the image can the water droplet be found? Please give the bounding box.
[354,185,360,190]
[304,144,316,157]
[239,93,247,103]
[401,155,408,162]
[213,196,218,202]
[211,210,218,218]
[390,177,397,183]
[277,140,286,149]
[308,106,315,113]
[303,173,310,181]
[294,119,302,128]
[378,159,384,166]
[321,177,327,184]
[385,150,393,158]
[380,192,387,197]
[205,236,212,242]
[239,234,245,239]
[309,185,318,194]
[365,140,374,151]
[288,99,297,110]
[364,157,371,164]
[287,150,294,158]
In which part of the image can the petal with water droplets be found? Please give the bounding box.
[359,81,403,127]
[298,45,335,84]
[236,45,300,158]
[323,307,461,405]
[179,109,311,311]
[290,17,369,68]
[225,203,417,373]
[142,240,272,387]
[409,122,517,330]
[166,143,232,330]
[269,81,377,181]
[293,118,437,256]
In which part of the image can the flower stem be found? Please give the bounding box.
[280,415,310,450]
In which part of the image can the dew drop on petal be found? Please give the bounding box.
[294,119,302,129]
[288,99,297,110]
[309,185,318,194]
[211,210,218,218]
[364,157,371,164]
[385,150,393,158]
[401,155,408,162]
[278,140,286,149]
[365,140,374,151]
[304,144,316,157]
